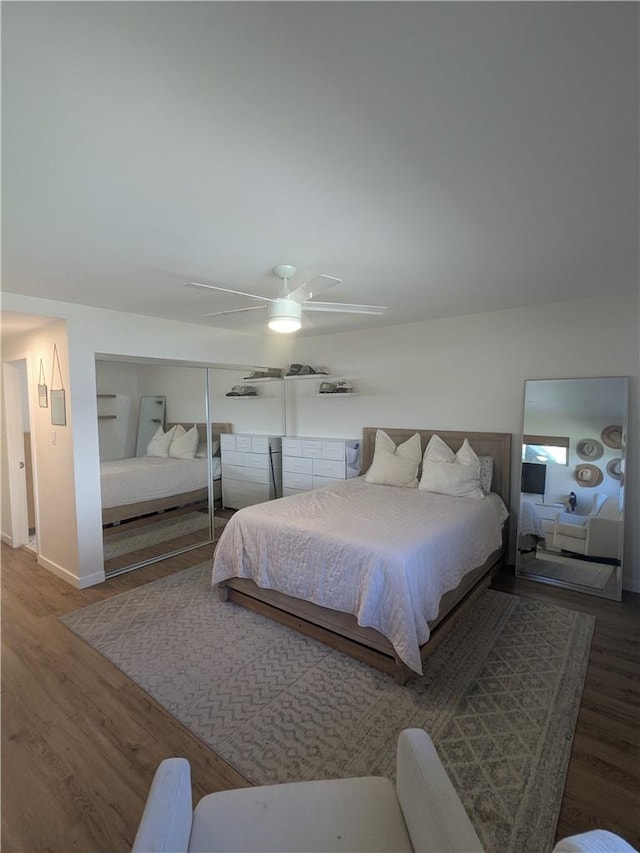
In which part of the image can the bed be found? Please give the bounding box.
[101,422,231,525]
[518,498,546,554]
[213,427,511,683]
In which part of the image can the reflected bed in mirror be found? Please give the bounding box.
[96,356,286,578]
[516,377,628,601]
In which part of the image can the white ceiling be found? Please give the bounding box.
[2,2,638,338]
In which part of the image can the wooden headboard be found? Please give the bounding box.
[362,427,512,509]
[167,422,232,446]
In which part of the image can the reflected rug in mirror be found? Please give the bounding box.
[102,512,225,560]
[519,551,613,590]
[60,563,594,853]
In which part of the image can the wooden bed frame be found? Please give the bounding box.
[101,422,231,526]
[218,427,512,684]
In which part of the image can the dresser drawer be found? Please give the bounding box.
[283,455,313,475]
[321,441,345,461]
[301,439,323,458]
[282,437,303,456]
[221,449,243,466]
[283,487,307,498]
[235,435,253,452]
[242,466,270,485]
[313,475,343,489]
[221,463,245,480]
[313,459,345,479]
[250,435,270,453]
[242,451,269,469]
[283,471,313,491]
[220,433,236,451]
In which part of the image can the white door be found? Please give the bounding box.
[2,360,29,548]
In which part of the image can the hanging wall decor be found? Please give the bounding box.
[50,344,67,426]
[37,359,48,408]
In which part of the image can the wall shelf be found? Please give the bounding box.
[285,374,332,381]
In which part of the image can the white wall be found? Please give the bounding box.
[209,368,285,436]
[287,293,639,591]
[2,293,290,587]
[2,320,82,585]
[95,360,140,460]
[2,291,638,592]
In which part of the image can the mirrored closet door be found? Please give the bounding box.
[515,377,628,601]
[96,357,285,577]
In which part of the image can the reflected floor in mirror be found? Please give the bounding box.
[518,546,618,596]
[103,506,227,575]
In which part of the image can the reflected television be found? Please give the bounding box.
[521,462,547,498]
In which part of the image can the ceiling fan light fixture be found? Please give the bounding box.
[267,298,302,333]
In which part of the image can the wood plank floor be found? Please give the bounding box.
[2,543,639,852]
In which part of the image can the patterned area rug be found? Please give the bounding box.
[60,564,594,853]
[519,552,613,590]
[103,512,224,560]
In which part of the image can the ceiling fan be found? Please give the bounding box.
[187,264,388,333]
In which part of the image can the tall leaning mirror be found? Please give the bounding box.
[516,377,628,601]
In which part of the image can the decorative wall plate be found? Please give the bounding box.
[576,438,604,461]
[601,425,622,449]
[606,458,622,480]
[575,463,604,487]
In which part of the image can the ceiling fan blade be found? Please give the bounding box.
[202,305,267,318]
[300,312,315,329]
[303,301,388,315]
[187,282,277,304]
[288,275,341,304]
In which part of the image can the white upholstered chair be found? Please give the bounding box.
[132,727,639,853]
[132,729,484,852]
[552,492,622,560]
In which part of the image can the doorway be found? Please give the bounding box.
[2,356,37,553]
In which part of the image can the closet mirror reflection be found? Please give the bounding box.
[516,377,628,601]
[96,356,284,577]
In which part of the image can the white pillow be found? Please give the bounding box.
[195,439,220,458]
[365,430,422,488]
[146,425,176,458]
[419,435,484,499]
[169,424,200,459]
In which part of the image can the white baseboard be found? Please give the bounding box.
[37,555,105,589]
[1,531,15,547]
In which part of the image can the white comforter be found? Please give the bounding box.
[101,456,221,508]
[519,499,546,542]
[212,478,508,674]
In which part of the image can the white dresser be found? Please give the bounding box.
[536,502,566,538]
[282,436,361,497]
[220,433,282,509]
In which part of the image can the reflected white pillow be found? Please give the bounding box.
[365,430,422,488]
[195,439,220,459]
[419,435,484,499]
[169,424,200,459]
[146,425,176,458]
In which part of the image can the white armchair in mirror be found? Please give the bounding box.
[516,377,628,601]
[552,493,623,561]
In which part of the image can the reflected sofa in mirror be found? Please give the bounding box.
[516,377,628,601]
